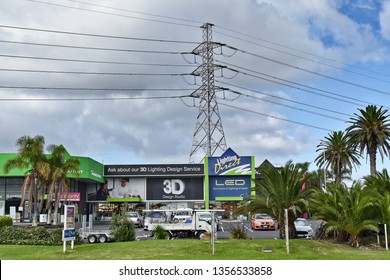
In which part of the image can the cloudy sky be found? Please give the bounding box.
[1,0,390,181]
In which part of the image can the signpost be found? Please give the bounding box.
[62,205,76,253]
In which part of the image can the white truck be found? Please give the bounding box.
[147,211,216,239]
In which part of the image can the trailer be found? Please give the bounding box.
[78,214,113,244]
[147,211,216,239]
[79,227,112,243]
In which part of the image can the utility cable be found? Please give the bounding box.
[0,54,194,67]
[0,40,186,54]
[219,102,333,132]
[27,0,200,28]
[217,62,379,108]
[0,25,199,44]
[0,94,192,101]
[217,81,351,117]
[0,86,196,91]
[223,44,390,97]
[0,68,191,76]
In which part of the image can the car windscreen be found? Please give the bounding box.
[176,211,191,216]
[256,215,271,219]
[128,213,138,217]
[295,220,309,226]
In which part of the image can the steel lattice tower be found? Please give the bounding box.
[189,23,227,163]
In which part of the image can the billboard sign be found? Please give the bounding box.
[209,176,251,200]
[146,177,204,201]
[104,164,204,177]
[208,148,252,176]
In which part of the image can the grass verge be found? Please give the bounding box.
[1,239,389,260]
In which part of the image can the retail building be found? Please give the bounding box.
[0,147,256,222]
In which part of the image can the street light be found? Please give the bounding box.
[323,150,327,191]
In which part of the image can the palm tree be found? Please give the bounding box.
[3,135,50,226]
[315,131,361,184]
[46,145,80,225]
[346,105,390,176]
[239,160,311,239]
[364,169,390,240]
[309,182,378,247]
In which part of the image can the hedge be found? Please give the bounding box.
[0,226,83,246]
[0,216,13,228]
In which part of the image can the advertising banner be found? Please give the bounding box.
[49,192,80,202]
[208,148,252,176]
[87,178,146,202]
[209,176,251,200]
[104,164,204,176]
[146,177,204,201]
[64,205,75,229]
[108,178,145,202]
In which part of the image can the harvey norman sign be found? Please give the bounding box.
[104,164,204,176]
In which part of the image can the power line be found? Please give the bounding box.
[27,0,201,28]
[0,54,194,67]
[219,102,333,132]
[214,25,390,80]
[0,94,192,101]
[0,86,195,91]
[0,68,191,76]
[217,62,378,108]
[218,83,349,121]
[0,24,199,44]
[217,81,351,117]
[64,0,204,25]
[223,44,390,98]
[0,40,186,54]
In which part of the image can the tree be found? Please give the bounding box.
[238,160,311,239]
[309,182,378,247]
[109,212,136,242]
[3,135,50,226]
[315,131,361,184]
[346,105,390,176]
[364,169,390,240]
[46,145,80,226]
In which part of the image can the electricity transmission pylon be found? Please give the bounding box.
[189,23,227,163]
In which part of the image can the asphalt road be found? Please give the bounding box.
[80,218,323,242]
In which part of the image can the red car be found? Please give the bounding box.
[251,213,276,230]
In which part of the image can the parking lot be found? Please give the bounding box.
[81,218,321,241]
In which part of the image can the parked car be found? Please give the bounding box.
[294,218,314,238]
[172,208,193,223]
[251,213,276,230]
[197,211,222,231]
[143,210,167,230]
[125,211,143,228]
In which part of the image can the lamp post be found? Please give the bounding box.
[323,150,327,191]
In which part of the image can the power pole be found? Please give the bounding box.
[189,23,227,163]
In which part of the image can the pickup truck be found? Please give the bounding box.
[147,211,216,239]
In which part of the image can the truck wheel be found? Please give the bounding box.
[173,218,179,223]
[197,231,207,240]
[98,234,108,243]
[88,235,97,244]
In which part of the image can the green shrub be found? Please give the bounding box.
[0,216,13,228]
[109,213,135,242]
[0,226,83,246]
[151,225,169,239]
[229,224,248,239]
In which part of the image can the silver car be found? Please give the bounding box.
[294,218,314,238]
[143,210,167,230]
[125,212,143,228]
